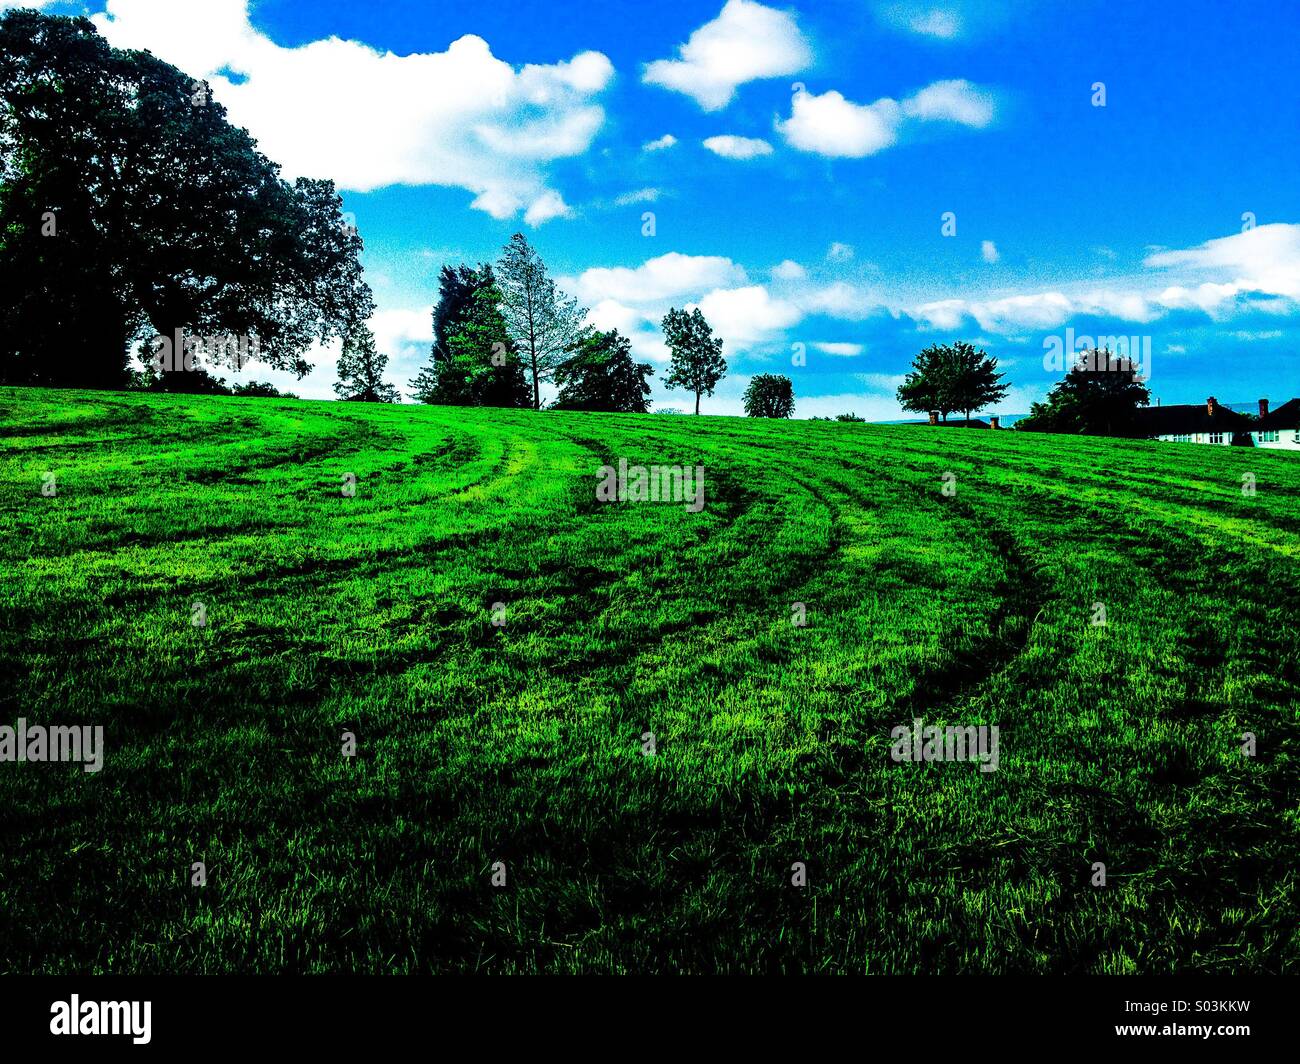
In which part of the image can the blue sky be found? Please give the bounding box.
[25,0,1300,415]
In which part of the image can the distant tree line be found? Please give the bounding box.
[406,234,738,414]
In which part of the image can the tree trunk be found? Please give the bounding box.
[695,390,700,415]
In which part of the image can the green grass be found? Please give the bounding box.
[1,386,1297,974]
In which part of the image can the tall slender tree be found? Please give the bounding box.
[409,264,528,407]
[662,307,726,415]
[496,233,586,410]
[335,306,399,403]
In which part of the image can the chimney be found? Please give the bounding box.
[927,411,938,425]
[989,415,1001,430]
[1259,398,1270,418]
[1207,396,1218,417]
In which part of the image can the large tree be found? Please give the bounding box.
[743,374,795,418]
[0,10,369,388]
[552,329,654,413]
[496,233,585,410]
[1018,351,1151,436]
[662,307,726,415]
[409,264,529,407]
[897,341,1007,424]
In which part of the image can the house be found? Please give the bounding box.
[1136,396,1254,446]
[1251,398,1300,450]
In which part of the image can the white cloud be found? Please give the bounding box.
[895,223,1300,335]
[776,80,995,157]
[691,285,803,346]
[911,286,1169,335]
[613,188,661,206]
[584,300,670,362]
[92,0,612,220]
[642,134,678,152]
[827,242,855,263]
[776,88,901,157]
[1145,223,1300,301]
[795,281,878,320]
[524,190,574,226]
[880,4,964,40]
[771,259,807,280]
[902,79,995,127]
[371,307,434,359]
[702,134,774,159]
[813,342,864,356]
[643,0,812,111]
[981,240,999,264]
[569,252,748,305]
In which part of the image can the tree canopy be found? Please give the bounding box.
[897,341,1008,423]
[662,307,726,415]
[0,10,370,388]
[409,264,530,408]
[1017,351,1151,435]
[496,233,586,410]
[552,329,654,413]
[743,374,795,418]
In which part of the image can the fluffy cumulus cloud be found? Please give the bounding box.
[1145,223,1300,303]
[564,253,749,362]
[981,240,999,264]
[564,250,882,362]
[702,134,774,159]
[776,80,994,157]
[91,0,613,221]
[777,89,900,157]
[691,285,802,346]
[570,252,747,306]
[643,0,812,111]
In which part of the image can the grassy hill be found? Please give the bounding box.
[1,386,1297,974]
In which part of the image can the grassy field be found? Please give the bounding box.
[1,386,1297,974]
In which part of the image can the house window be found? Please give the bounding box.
[1209,432,1224,444]
[1261,430,1279,443]
[1294,429,1300,444]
